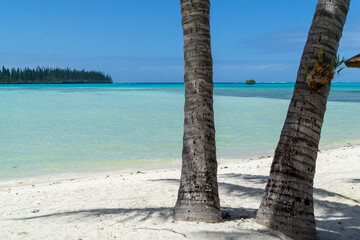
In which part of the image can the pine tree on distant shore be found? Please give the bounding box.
[0,66,112,84]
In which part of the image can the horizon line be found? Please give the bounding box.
[111,81,360,84]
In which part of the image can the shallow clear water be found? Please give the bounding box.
[1,83,360,179]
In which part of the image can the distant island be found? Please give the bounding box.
[245,79,256,85]
[0,66,112,84]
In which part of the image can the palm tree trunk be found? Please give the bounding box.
[256,0,350,239]
[173,0,221,222]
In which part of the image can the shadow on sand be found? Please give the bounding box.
[13,172,360,239]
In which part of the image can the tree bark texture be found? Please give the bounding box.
[256,1,350,239]
[173,0,221,222]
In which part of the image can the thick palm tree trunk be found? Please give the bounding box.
[256,1,350,239]
[173,0,221,222]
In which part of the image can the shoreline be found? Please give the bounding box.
[1,144,359,239]
[1,142,359,187]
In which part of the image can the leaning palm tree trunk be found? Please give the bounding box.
[256,0,350,239]
[173,0,221,222]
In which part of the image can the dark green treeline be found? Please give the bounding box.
[0,66,112,84]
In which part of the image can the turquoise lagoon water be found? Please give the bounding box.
[1,83,360,180]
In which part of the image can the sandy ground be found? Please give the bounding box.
[1,144,359,240]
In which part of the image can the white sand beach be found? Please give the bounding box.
[1,144,359,240]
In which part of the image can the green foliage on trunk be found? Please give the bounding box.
[256,0,350,239]
[303,48,346,92]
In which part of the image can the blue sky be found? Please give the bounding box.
[1,0,359,83]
